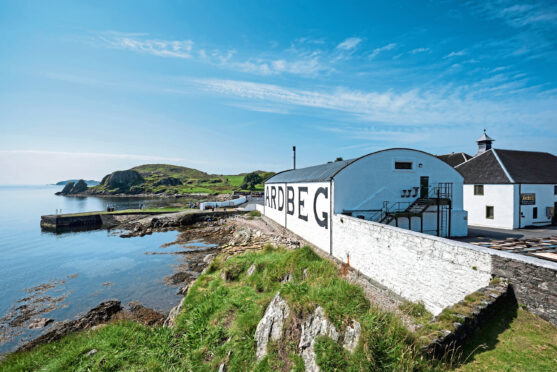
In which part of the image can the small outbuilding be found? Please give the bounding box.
[263,148,468,253]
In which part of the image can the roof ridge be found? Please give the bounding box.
[491,149,515,183]
[455,148,491,168]
[496,148,556,156]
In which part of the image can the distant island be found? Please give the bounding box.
[56,164,274,196]
[56,180,100,186]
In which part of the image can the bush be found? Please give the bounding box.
[249,210,261,217]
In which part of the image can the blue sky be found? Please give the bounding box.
[1,0,556,184]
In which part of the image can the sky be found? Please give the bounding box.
[1,0,556,184]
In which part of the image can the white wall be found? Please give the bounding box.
[264,182,331,251]
[331,214,492,315]
[519,184,557,227]
[463,184,516,229]
[199,197,247,210]
[333,149,467,237]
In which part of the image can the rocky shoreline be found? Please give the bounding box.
[5,212,304,355]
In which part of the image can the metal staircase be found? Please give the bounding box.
[373,183,454,237]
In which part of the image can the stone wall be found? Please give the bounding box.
[491,253,557,325]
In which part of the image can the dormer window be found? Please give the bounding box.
[395,161,413,170]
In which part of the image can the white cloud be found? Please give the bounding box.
[196,78,557,128]
[409,47,431,54]
[369,43,396,59]
[99,32,193,59]
[444,50,467,58]
[336,37,362,51]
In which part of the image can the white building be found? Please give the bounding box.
[264,148,468,254]
[453,133,557,229]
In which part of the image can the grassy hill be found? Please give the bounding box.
[1,246,555,371]
[87,164,274,195]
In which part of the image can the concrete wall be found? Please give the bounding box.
[331,214,491,315]
[463,184,517,229]
[265,182,331,252]
[519,184,557,227]
[333,149,467,237]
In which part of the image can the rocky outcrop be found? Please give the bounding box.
[164,297,186,328]
[255,293,290,361]
[101,170,144,192]
[18,300,122,352]
[342,320,361,353]
[60,182,74,194]
[299,306,339,372]
[57,179,88,195]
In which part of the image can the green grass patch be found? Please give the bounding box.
[454,306,557,371]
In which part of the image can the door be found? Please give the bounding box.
[553,202,557,225]
[420,176,429,198]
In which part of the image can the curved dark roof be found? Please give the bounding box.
[266,159,356,183]
[266,148,458,184]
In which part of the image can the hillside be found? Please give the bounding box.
[81,164,274,195]
[2,245,555,371]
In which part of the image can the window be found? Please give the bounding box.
[474,185,484,195]
[486,206,494,219]
[395,161,412,170]
[533,207,538,219]
[554,185,557,195]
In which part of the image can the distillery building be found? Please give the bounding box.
[263,148,468,254]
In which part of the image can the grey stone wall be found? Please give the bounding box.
[491,254,557,325]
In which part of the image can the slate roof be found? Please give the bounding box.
[265,159,356,183]
[437,152,472,168]
[496,149,557,184]
[456,149,557,184]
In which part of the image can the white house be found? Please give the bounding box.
[454,133,557,229]
[264,148,468,254]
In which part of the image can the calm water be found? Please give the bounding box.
[0,185,200,354]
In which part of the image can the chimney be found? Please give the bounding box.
[476,129,494,156]
[293,146,296,169]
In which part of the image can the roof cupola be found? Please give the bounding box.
[476,129,494,155]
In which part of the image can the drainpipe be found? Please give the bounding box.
[330,180,333,256]
[518,183,521,229]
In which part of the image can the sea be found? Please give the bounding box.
[0,185,202,354]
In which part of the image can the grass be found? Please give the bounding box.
[1,246,431,371]
[455,305,557,371]
[3,247,555,371]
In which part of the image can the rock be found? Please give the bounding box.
[60,182,75,194]
[71,179,88,194]
[28,318,54,329]
[246,264,256,276]
[127,303,165,326]
[281,272,293,283]
[342,320,361,353]
[299,306,339,372]
[18,300,122,352]
[101,170,144,192]
[303,269,309,279]
[218,363,226,372]
[255,293,290,361]
[229,227,251,246]
[86,349,98,356]
[177,283,191,296]
[203,253,217,264]
[164,297,185,328]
